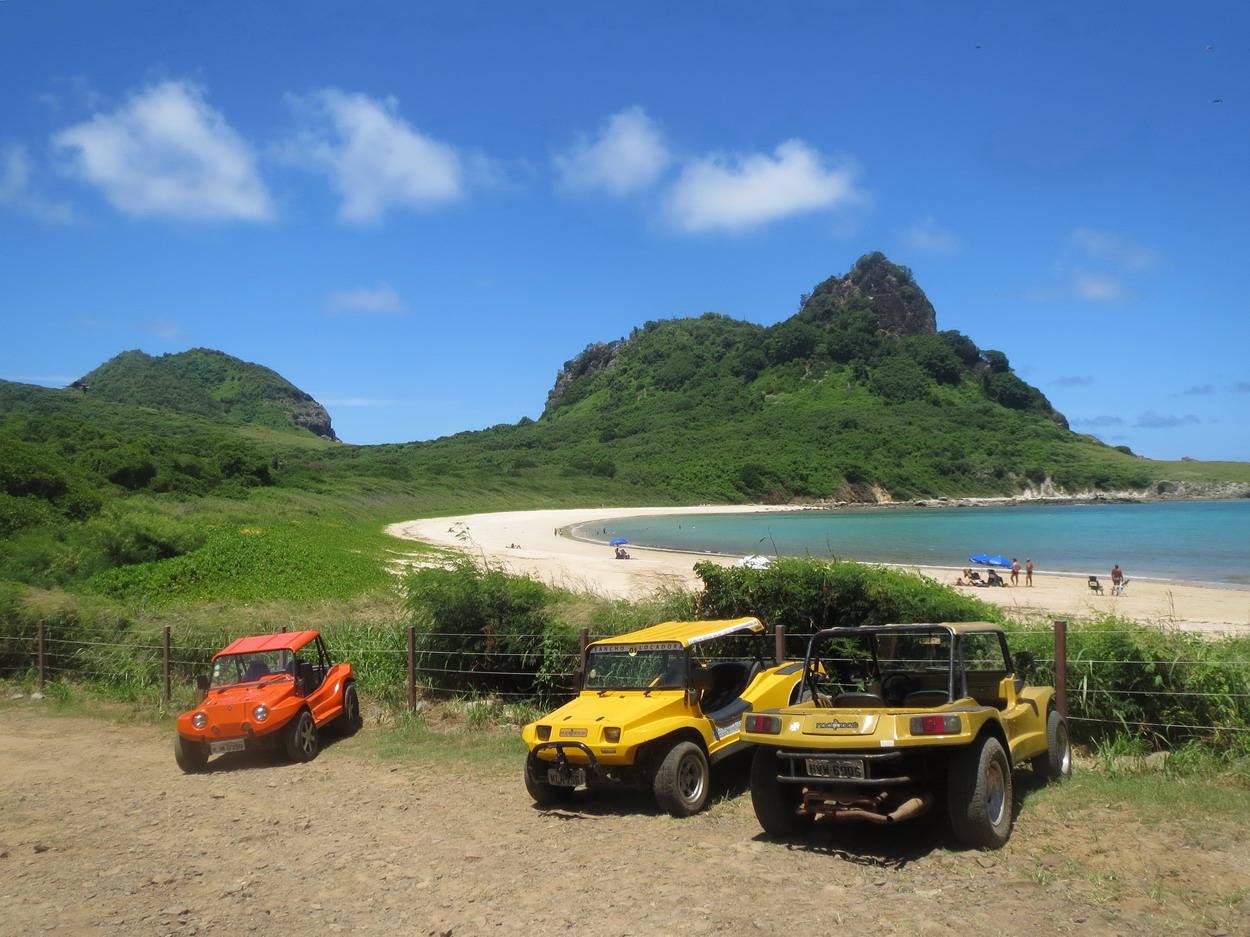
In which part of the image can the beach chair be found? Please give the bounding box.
[1087,576,1104,595]
[1113,578,1129,596]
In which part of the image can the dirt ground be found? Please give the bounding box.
[1,704,1246,937]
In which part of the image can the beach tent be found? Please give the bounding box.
[739,554,772,569]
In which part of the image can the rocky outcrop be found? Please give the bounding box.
[545,341,620,411]
[806,251,937,337]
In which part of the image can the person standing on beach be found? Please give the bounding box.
[1010,558,1021,586]
[1025,558,1034,586]
[1111,564,1124,592]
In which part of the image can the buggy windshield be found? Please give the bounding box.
[584,643,687,690]
[210,650,297,688]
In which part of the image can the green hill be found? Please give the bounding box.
[2,251,1247,596]
[77,348,338,440]
[393,253,1172,502]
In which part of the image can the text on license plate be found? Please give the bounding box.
[210,738,246,755]
[805,757,864,779]
[547,766,586,787]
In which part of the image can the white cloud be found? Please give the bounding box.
[554,106,670,196]
[139,318,183,339]
[1072,272,1132,303]
[0,143,76,222]
[664,140,862,234]
[901,215,961,254]
[52,80,273,222]
[1070,227,1162,273]
[323,283,407,317]
[1135,410,1200,429]
[285,90,464,224]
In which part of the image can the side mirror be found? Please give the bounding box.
[195,674,210,693]
[691,668,714,692]
[573,667,584,690]
[1013,650,1035,676]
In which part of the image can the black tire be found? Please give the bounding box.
[523,751,576,806]
[174,734,208,774]
[1030,709,1073,782]
[750,745,810,836]
[652,740,709,817]
[948,735,1013,849]
[284,709,319,763]
[338,682,364,736]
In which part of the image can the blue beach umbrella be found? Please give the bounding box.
[969,554,1013,568]
[610,538,628,545]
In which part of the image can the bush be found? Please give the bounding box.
[693,557,1000,656]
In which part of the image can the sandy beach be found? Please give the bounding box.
[386,506,1250,635]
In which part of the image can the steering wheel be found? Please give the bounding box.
[881,673,917,705]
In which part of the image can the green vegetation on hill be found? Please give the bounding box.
[0,251,1246,608]
[79,347,338,440]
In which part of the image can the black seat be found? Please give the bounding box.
[832,691,885,707]
[903,690,950,707]
[700,661,759,713]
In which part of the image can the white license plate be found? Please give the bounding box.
[805,757,864,779]
[210,738,246,755]
[547,766,585,787]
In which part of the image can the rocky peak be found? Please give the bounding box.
[807,252,937,337]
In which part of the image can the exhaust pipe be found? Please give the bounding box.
[802,791,932,824]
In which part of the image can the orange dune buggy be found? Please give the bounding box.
[174,630,362,772]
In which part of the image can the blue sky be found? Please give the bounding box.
[2,1,1247,461]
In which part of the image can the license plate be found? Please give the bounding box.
[547,766,585,787]
[805,757,864,779]
[210,738,246,755]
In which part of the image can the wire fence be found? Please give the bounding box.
[3,619,1249,743]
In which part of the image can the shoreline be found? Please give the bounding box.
[386,505,1250,636]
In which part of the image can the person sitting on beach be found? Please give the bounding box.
[987,570,1005,587]
[967,570,982,583]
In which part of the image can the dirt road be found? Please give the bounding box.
[1,703,1245,937]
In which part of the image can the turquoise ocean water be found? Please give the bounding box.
[573,501,1250,587]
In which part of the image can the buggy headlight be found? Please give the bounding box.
[536,725,551,741]
[252,703,270,723]
[192,712,208,729]
[603,727,621,743]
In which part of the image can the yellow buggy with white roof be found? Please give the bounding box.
[521,617,806,816]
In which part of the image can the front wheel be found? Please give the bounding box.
[1030,709,1073,782]
[750,746,810,836]
[523,751,575,806]
[284,709,319,763]
[174,735,208,774]
[948,735,1013,849]
[653,740,709,817]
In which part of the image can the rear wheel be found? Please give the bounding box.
[653,740,709,817]
[750,746,810,836]
[338,683,364,735]
[948,735,1013,849]
[173,735,208,774]
[523,751,576,806]
[284,709,319,763]
[1030,709,1072,782]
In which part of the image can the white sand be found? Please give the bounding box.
[386,506,1250,635]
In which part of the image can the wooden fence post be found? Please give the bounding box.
[37,619,45,692]
[1054,619,1068,718]
[407,626,416,714]
[578,628,589,678]
[775,624,787,664]
[162,626,171,705]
